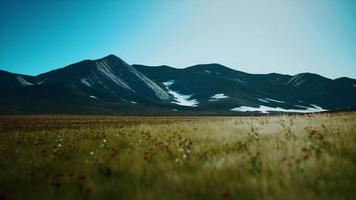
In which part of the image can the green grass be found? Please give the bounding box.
[0,113,356,200]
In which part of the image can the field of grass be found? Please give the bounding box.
[0,113,356,200]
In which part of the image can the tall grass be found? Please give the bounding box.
[0,113,355,199]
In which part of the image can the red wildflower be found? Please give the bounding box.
[77,175,87,180]
[84,187,93,195]
[222,192,230,199]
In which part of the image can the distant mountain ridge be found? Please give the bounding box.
[1,54,355,115]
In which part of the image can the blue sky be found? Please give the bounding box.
[1,0,355,79]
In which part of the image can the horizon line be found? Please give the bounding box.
[1,53,354,81]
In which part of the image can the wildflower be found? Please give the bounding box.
[57,144,61,148]
[175,158,180,163]
[84,187,93,194]
[90,151,94,156]
[185,139,192,146]
[182,154,187,159]
[164,143,169,150]
[103,139,107,143]
[78,175,87,180]
[222,191,230,199]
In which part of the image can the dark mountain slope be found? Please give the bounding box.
[1,54,355,114]
[135,63,356,110]
[0,70,39,91]
[37,55,171,104]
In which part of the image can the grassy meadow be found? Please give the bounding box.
[0,113,356,200]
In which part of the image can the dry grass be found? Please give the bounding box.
[0,113,355,200]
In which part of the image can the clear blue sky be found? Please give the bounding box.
[1,0,355,79]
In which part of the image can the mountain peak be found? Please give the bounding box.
[1,54,356,114]
[292,72,329,80]
[99,54,129,67]
[185,63,237,75]
[102,54,118,59]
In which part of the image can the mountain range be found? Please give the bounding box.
[1,54,355,115]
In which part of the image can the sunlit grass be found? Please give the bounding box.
[0,113,355,199]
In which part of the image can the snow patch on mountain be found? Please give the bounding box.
[81,78,92,87]
[310,104,327,110]
[294,105,310,109]
[16,76,33,86]
[162,80,174,87]
[168,91,199,107]
[37,80,45,85]
[163,80,198,107]
[131,68,170,100]
[231,104,327,113]
[258,98,285,103]
[234,78,246,85]
[209,93,229,101]
[95,60,170,100]
[96,60,132,90]
[258,98,269,103]
[89,95,97,99]
[286,74,305,87]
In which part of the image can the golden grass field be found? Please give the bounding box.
[0,113,355,200]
